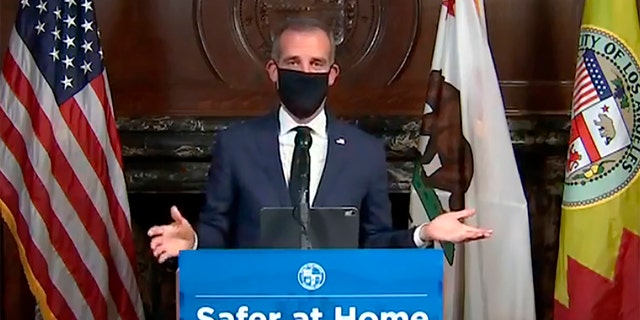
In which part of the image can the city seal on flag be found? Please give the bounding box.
[563,26,640,208]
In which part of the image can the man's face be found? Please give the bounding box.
[266,28,340,86]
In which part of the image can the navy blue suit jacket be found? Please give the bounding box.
[196,110,417,248]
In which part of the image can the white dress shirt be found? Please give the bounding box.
[278,106,328,206]
[193,107,428,248]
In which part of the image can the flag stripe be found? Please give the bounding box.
[58,97,139,320]
[0,139,92,319]
[10,19,139,288]
[4,46,139,319]
[573,60,599,114]
[574,115,601,162]
[0,92,95,319]
[88,76,137,275]
[573,76,592,96]
[71,77,136,263]
[573,74,590,96]
[0,174,76,320]
[1,2,144,319]
[8,30,142,318]
[569,122,579,144]
[87,79,138,287]
[574,93,598,113]
[62,81,141,314]
[90,75,124,169]
[574,85,596,103]
[5,46,140,319]
[0,106,105,319]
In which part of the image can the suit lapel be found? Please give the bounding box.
[314,114,348,206]
[256,111,291,206]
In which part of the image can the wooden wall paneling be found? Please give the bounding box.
[0,0,588,117]
[1,0,592,118]
[1,223,35,320]
[90,0,586,117]
[0,0,18,61]
[486,0,582,115]
[90,0,434,117]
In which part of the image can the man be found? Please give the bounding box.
[148,17,492,263]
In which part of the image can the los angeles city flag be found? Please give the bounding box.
[409,0,536,319]
[554,0,640,319]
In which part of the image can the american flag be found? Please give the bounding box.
[0,1,144,319]
[572,49,613,115]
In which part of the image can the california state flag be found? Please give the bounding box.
[409,1,536,319]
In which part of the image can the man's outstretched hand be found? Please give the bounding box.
[420,209,492,243]
[148,206,195,263]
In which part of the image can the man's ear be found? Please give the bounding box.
[265,60,278,83]
[328,63,340,86]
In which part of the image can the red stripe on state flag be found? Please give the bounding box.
[574,114,601,162]
[554,229,640,320]
[0,172,76,320]
[0,107,107,319]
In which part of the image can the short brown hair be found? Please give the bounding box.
[270,17,336,63]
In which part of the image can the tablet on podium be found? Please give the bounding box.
[259,206,359,248]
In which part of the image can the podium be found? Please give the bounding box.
[177,249,443,320]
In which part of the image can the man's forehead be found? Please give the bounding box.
[278,29,332,57]
[279,27,331,39]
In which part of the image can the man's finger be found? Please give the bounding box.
[462,224,485,233]
[158,251,176,264]
[454,208,476,219]
[152,246,166,259]
[170,206,186,225]
[464,228,493,241]
[150,236,163,250]
[147,225,166,237]
[463,234,486,242]
[460,220,493,233]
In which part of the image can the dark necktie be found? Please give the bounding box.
[289,126,312,205]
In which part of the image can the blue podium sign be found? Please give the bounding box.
[178,249,443,320]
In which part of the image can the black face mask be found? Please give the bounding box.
[276,67,329,119]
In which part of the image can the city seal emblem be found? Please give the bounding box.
[563,26,640,208]
[297,262,326,291]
